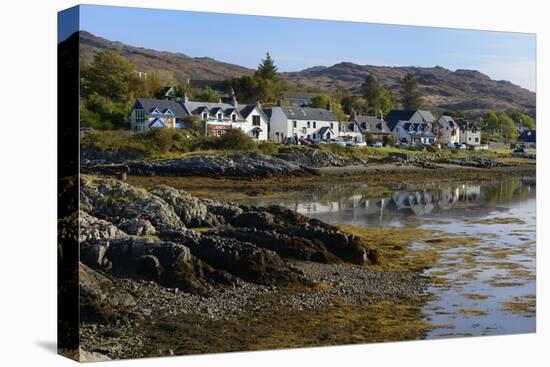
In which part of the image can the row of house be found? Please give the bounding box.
[128,95,482,146]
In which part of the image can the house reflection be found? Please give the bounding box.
[284,178,533,222]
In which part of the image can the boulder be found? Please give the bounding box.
[117,218,156,236]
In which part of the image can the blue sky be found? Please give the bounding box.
[59,4,536,91]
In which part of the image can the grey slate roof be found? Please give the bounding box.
[183,101,245,121]
[438,115,457,128]
[518,130,536,143]
[401,122,435,137]
[385,110,417,131]
[318,126,335,136]
[277,106,338,122]
[133,98,189,119]
[351,115,390,134]
[456,120,479,132]
[417,110,436,123]
[238,104,269,121]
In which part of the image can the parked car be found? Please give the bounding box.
[455,143,467,150]
[298,138,312,145]
[353,141,367,147]
[369,141,383,148]
[512,147,535,159]
[328,138,348,147]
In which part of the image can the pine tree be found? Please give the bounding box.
[256,52,279,80]
[399,73,423,110]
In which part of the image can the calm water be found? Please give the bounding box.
[236,177,536,338]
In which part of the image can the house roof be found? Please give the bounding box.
[386,109,436,131]
[437,115,457,128]
[134,98,189,118]
[456,120,479,131]
[238,104,269,121]
[183,101,245,121]
[271,106,338,122]
[148,118,166,128]
[385,110,417,130]
[518,130,536,143]
[351,115,390,134]
[318,126,335,136]
[417,110,436,122]
[400,122,435,137]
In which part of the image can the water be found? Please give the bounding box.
[236,177,536,338]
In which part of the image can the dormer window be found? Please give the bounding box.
[163,108,174,116]
[232,114,237,122]
[348,123,355,131]
[202,112,207,121]
[150,108,161,115]
[217,113,222,122]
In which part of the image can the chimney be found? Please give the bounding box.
[218,97,223,104]
[229,88,237,107]
[183,94,189,104]
[326,101,332,112]
[277,99,283,107]
[256,100,262,109]
[376,110,383,120]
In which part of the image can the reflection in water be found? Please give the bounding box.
[242,178,535,226]
[237,176,536,338]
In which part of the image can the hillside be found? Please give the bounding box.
[78,31,535,117]
[79,31,254,82]
[284,63,535,117]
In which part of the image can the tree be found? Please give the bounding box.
[228,53,285,103]
[498,113,518,143]
[196,86,220,102]
[309,95,346,121]
[341,95,368,115]
[517,113,536,130]
[360,75,395,115]
[255,52,278,80]
[81,51,143,103]
[399,73,423,110]
[383,134,397,147]
[484,111,500,131]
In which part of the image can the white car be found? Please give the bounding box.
[353,141,367,147]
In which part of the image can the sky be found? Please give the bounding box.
[59,4,536,91]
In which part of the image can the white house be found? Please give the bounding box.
[342,114,391,141]
[237,102,269,140]
[129,98,189,132]
[265,105,340,142]
[392,121,435,145]
[436,115,460,145]
[181,95,246,137]
[456,120,481,146]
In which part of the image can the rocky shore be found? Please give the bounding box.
[59,176,429,360]
[80,147,529,180]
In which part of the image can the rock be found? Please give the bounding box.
[118,218,156,236]
[149,185,212,227]
[230,211,276,230]
[78,347,112,362]
[79,263,136,322]
[80,236,222,294]
[80,176,186,234]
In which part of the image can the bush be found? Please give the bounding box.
[382,135,397,147]
[194,128,256,151]
[142,128,191,153]
[257,141,279,155]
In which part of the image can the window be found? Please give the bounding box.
[302,127,307,134]
[252,115,261,126]
[307,134,310,139]
[217,113,222,122]
[150,108,161,115]
[313,121,316,128]
[232,114,236,122]
[135,109,145,123]
[348,123,354,131]
[293,120,297,128]
[164,108,174,116]
[216,130,222,136]
[330,123,334,130]
[475,137,479,142]
[307,121,311,128]
[202,112,207,121]
[312,133,316,139]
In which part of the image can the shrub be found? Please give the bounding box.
[142,128,191,153]
[199,129,256,151]
[382,135,397,147]
[257,141,279,155]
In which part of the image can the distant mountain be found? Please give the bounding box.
[79,31,254,82]
[283,63,535,117]
[78,31,535,117]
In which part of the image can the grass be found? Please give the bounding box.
[462,293,490,300]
